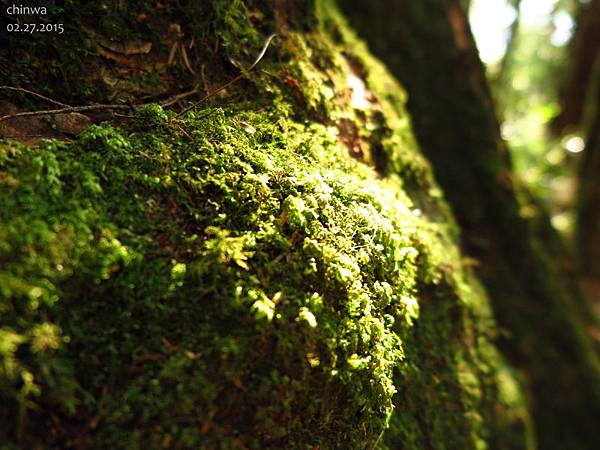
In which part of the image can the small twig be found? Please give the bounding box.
[0,33,277,124]
[160,86,200,108]
[0,134,74,145]
[177,33,277,116]
[180,42,196,75]
[0,85,71,108]
[0,134,61,139]
[170,121,193,140]
[0,104,131,123]
[200,64,210,95]
[114,113,139,119]
[371,429,385,450]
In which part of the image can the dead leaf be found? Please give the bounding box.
[238,121,256,134]
[160,336,179,353]
[97,46,143,69]
[96,36,152,55]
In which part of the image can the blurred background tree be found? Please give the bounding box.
[469,0,600,303]
[471,0,579,232]
[342,0,600,448]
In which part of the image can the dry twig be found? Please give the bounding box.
[0,85,71,108]
[177,33,277,116]
[0,33,277,124]
[160,86,201,108]
[0,104,131,123]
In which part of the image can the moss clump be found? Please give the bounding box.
[0,104,422,448]
[1,0,532,448]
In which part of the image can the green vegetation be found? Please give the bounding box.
[1,0,534,448]
[0,105,527,448]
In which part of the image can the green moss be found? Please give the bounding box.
[0,105,414,448]
[1,0,532,448]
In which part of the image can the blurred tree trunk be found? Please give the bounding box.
[341,1,600,449]
[550,0,600,135]
[578,67,600,281]
[550,0,600,308]
[566,0,600,283]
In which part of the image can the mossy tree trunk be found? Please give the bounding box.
[0,0,567,449]
[341,1,600,449]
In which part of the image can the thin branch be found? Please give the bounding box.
[371,429,385,450]
[0,85,72,108]
[200,64,210,95]
[160,86,201,108]
[0,33,277,124]
[0,104,131,123]
[0,134,56,139]
[177,33,277,116]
